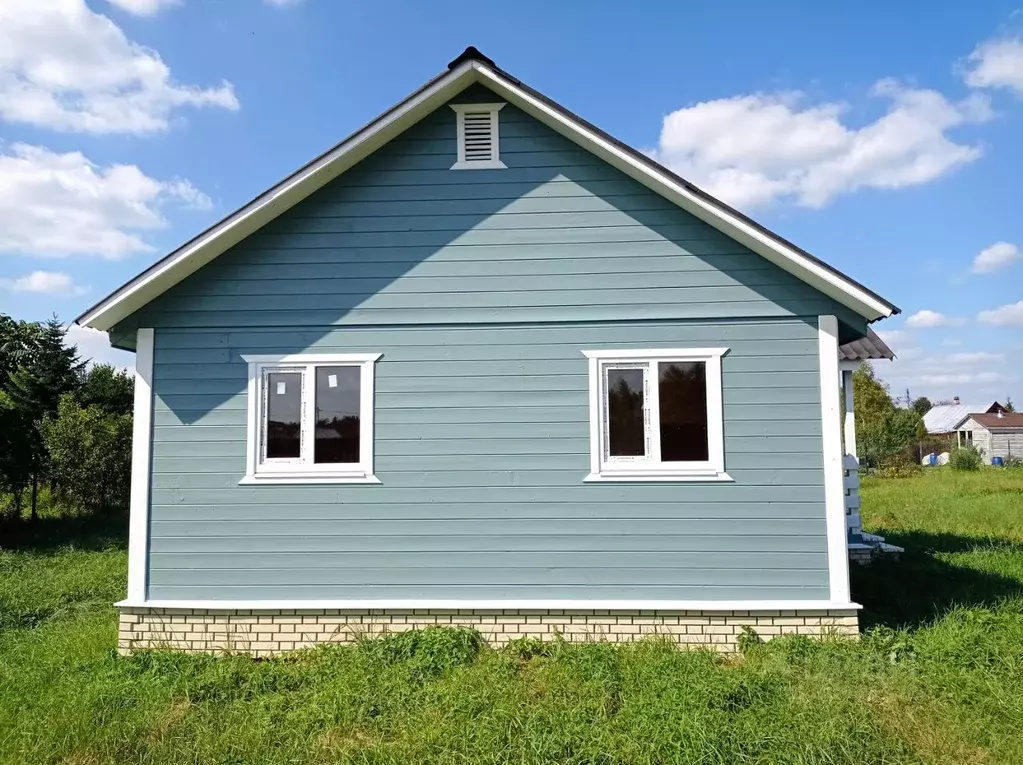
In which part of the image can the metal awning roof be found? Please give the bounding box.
[838,329,894,361]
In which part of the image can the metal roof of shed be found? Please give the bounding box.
[924,401,1003,434]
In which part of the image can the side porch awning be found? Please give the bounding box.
[838,328,895,362]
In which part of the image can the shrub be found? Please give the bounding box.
[504,635,557,660]
[875,452,922,478]
[40,395,133,513]
[736,625,764,654]
[355,626,484,681]
[949,446,984,471]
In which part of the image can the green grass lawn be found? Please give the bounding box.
[1,469,1021,764]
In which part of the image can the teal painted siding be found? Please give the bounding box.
[147,319,830,601]
[130,86,864,333]
[135,84,846,602]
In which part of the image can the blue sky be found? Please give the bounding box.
[1,0,1021,405]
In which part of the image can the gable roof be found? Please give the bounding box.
[838,329,895,362]
[968,412,1023,430]
[76,46,900,332]
[924,401,1003,434]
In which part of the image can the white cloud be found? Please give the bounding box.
[907,370,1010,387]
[0,270,89,295]
[972,241,1021,273]
[941,338,963,347]
[961,35,1023,96]
[0,142,210,259]
[64,324,134,370]
[654,81,991,209]
[905,309,967,328]
[0,0,239,134]
[876,328,912,346]
[105,0,180,16]
[878,348,1015,401]
[945,351,1006,365]
[977,300,1023,326]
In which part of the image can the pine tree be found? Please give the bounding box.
[4,317,84,520]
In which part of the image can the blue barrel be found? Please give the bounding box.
[993,456,1004,466]
[928,453,937,466]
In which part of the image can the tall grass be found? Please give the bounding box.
[0,470,1021,764]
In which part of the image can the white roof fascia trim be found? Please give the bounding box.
[78,62,479,331]
[471,63,893,322]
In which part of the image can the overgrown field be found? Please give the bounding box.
[1,469,1021,764]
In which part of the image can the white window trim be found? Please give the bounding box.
[582,348,731,482]
[450,102,507,170]
[240,353,382,485]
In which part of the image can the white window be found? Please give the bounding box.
[582,348,730,482]
[240,353,381,484]
[450,103,506,170]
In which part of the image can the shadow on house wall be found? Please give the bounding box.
[118,89,854,426]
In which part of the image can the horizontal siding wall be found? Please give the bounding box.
[147,319,830,602]
[988,430,1023,460]
[129,83,846,604]
[130,85,860,331]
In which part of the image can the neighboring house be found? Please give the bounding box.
[958,413,1023,460]
[923,399,1004,436]
[76,47,900,655]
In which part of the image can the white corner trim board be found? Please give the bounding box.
[77,57,895,333]
[818,315,852,605]
[127,328,155,603]
[116,599,863,611]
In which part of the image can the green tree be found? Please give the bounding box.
[41,396,133,514]
[0,391,34,518]
[3,317,84,520]
[1005,398,1016,414]
[0,315,41,391]
[77,364,134,416]
[911,396,932,417]
[0,316,46,516]
[853,363,923,466]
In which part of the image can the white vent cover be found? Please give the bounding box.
[451,103,506,170]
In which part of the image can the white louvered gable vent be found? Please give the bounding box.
[451,103,506,170]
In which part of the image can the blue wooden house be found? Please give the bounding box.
[77,48,899,655]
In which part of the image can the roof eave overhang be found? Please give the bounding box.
[77,62,481,331]
[78,57,898,332]
[469,64,896,322]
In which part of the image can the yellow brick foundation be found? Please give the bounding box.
[117,607,859,657]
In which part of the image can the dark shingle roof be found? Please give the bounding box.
[970,413,1023,430]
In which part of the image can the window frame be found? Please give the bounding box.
[240,353,381,485]
[450,103,507,170]
[582,348,731,482]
